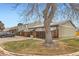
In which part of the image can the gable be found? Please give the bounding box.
[59,21,76,38]
[60,21,76,29]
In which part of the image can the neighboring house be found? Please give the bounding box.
[3,26,17,35]
[3,28,11,31]
[9,26,18,33]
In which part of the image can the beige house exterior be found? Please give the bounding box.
[5,21,77,39]
[59,21,76,38]
[28,21,77,38]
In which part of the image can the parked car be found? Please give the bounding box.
[0,31,15,38]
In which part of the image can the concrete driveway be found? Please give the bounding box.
[0,36,28,44]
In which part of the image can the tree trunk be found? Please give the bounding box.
[43,3,56,47]
[44,19,53,47]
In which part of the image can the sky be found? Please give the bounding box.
[0,4,19,28]
[0,3,45,28]
[0,3,31,28]
[0,3,79,29]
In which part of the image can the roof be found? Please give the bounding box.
[4,18,78,32]
[28,23,58,29]
[3,28,10,31]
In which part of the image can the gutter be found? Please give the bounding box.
[69,20,77,29]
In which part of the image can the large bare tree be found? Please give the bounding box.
[43,3,56,47]
[14,3,57,47]
[14,3,79,47]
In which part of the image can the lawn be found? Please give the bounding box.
[61,38,79,48]
[1,39,79,55]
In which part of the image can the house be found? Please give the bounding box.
[7,21,77,39]
[9,26,17,33]
[28,24,59,38]
[27,21,77,39]
[59,21,76,38]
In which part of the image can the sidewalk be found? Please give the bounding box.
[0,36,27,44]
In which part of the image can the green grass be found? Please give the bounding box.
[1,39,39,52]
[1,38,79,55]
[61,38,79,47]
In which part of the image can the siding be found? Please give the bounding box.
[59,22,76,38]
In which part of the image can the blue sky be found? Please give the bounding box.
[0,3,45,28]
[0,4,20,28]
[0,3,30,28]
[0,3,79,28]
